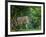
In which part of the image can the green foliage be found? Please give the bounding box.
[10,5,41,31]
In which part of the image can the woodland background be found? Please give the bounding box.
[10,5,41,32]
